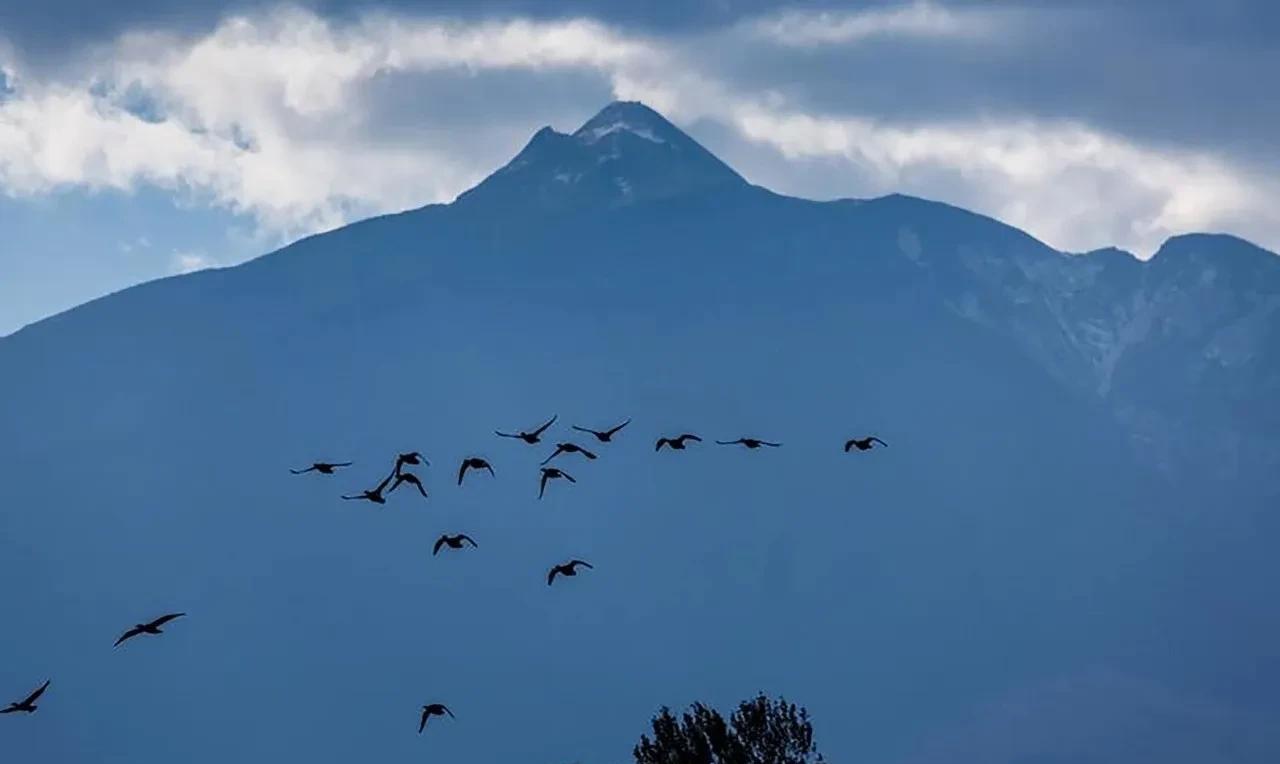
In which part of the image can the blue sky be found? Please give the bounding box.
[1,0,1278,335]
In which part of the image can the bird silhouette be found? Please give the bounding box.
[419,703,455,733]
[457,457,495,486]
[495,415,557,445]
[547,559,594,585]
[716,438,781,449]
[290,461,352,475]
[114,613,186,647]
[844,436,888,452]
[1,680,50,714]
[571,418,631,443]
[433,534,478,555]
[393,451,429,476]
[391,471,429,499]
[341,473,394,504]
[541,442,598,465]
[538,467,576,499]
[655,434,702,451]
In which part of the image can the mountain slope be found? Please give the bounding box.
[1,102,1277,764]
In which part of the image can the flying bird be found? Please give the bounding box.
[547,559,594,586]
[341,473,394,504]
[844,436,888,452]
[433,534,478,555]
[1,680,50,715]
[290,461,352,475]
[495,415,557,445]
[393,451,429,476]
[716,438,781,449]
[571,418,631,443]
[114,613,186,647]
[419,703,455,733]
[391,471,429,499]
[538,467,576,499]
[655,434,702,451]
[457,457,495,486]
[541,442,598,465]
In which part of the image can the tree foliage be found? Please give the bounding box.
[633,693,825,764]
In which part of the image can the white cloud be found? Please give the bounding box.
[745,1,1003,47]
[172,250,213,274]
[0,4,1275,257]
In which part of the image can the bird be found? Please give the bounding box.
[541,442,598,465]
[495,415,557,445]
[419,703,455,733]
[391,471,428,499]
[547,559,594,585]
[457,457,495,486]
[1,680,50,715]
[844,436,888,452]
[393,451,429,476]
[433,533,478,555]
[114,613,186,647]
[290,461,352,475]
[716,437,781,449]
[341,473,394,504]
[655,434,702,451]
[538,467,575,499]
[571,418,631,443]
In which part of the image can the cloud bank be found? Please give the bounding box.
[0,3,1276,255]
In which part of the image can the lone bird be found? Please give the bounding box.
[342,473,394,504]
[433,533,478,555]
[457,457,495,486]
[391,471,429,499]
[547,559,594,586]
[114,613,186,647]
[571,418,631,443]
[716,438,781,449]
[538,467,576,499]
[1,681,50,715]
[290,461,352,475]
[541,442,597,465]
[495,415,557,445]
[655,434,702,451]
[844,436,888,452]
[393,451,429,476]
[419,703,455,733]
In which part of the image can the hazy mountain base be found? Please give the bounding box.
[1,103,1277,763]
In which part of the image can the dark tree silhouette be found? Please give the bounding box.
[633,694,824,764]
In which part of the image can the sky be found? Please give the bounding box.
[1,0,1279,335]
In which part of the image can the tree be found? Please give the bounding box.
[633,693,825,764]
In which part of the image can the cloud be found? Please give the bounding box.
[0,3,1276,257]
[172,250,213,273]
[744,1,1004,47]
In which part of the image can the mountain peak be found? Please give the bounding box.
[454,101,747,211]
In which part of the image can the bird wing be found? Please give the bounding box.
[531,415,557,436]
[373,472,395,493]
[715,440,739,445]
[21,680,50,706]
[655,438,669,451]
[562,471,576,483]
[762,441,782,447]
[114,626,144,647]
[494,430,518,438]
[150,612,186,628]
[332,462,352,467]
[459,535,477,548]
[457,462,468,485]
[483,463,495,476]
[540,447,562,466]
[582,447,597,459]
[871,437,888,447]
[686,434,702,442]
[547,567,560,585]
[289,466,315,474]
[441,705,455,718]
[570,559,594,570]
[539,472,549,499]
[571,425,600,437]
[843,439,855,452]
[340,494,363,501]
[433,536,446,555]
[419,708,429,733]
[606,418,631,436]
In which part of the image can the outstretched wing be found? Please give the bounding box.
[605,418,631,436]
[561,470,576,483]
[581,447,597,460]
[457,462,468,485]
[440,705,455,718]
[494,430,518,439]
[843,439,855,452]
[538,472,549,499]
[433,536,446,556]
[531,415,558,436]
[289,466,316,474]
[761,441,782,447]
[684,434,702,442]
[547,567,560,585]
[871,437,888,447]
[483,463,495,477]
[715,440,740,445]
[655,438,669,451]
[21,680,50,706]
[569,559,594,570]
[114,626,144,647]
[419,708,429,734]
[571,425,601,438]
[459,535,478,548]
[540,447,563,466]
[149,612,186,629]
[331,462,353,468]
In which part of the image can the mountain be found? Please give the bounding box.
[1,101,1277,764]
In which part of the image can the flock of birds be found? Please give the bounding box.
[4,414,888,737]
